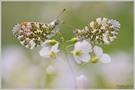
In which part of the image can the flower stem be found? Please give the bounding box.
[65,44,74,50]
[76,62,90,75]
[57,31,77,88]
[65,40,71,45]
[64,47,77,88]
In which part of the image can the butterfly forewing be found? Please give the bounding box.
[74,18,120,44]
[12,21,59,49]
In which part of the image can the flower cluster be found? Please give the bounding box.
[72,40,111,64]
[39,39,111,64]
[74,18,120,44]
[12,20,60,49]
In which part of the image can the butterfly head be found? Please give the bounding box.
[50,19,60,26]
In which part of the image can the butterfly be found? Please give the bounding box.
[12,9,66,49]
[74,17,120,44]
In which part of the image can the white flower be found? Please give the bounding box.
[46,65,56,74]
[76,75,87,88]
[93,46,111,63]
[39,42,60,58]
[73,40,92,64]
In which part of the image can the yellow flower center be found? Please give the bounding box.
[50,51,57,58]
[76,50,82,56]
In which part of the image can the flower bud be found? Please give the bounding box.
[70,38,78,43]
[49,39,57,46]
[90,56,99,63]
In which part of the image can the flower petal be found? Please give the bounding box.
[39,47,50,58]
[76,75,87,88]
[73,52,81,64]
[51,42,59,52]
[75,40,92,53]
[74,41,81,50]
[41,40,50,47]
[79,53,91,63]
[100,54,111,63]
[93,46,103,58]
[80,40,92,53]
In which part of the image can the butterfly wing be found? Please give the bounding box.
[74,18,120,44]
[12,21,59,49]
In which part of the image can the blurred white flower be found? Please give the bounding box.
[46,65,56,74]
[93,46,111,63]
[2,45,41,88]
[100,51,133,87]
[51,53,77,88]
[39,42,60,58]
[73,40,92,64]
[76,75,87,88]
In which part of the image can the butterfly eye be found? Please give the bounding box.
[74,17,120,44]
[12,9,66,49]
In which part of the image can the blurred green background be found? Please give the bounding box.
[2,1,134,89]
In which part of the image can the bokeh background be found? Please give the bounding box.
[2,1,134,89]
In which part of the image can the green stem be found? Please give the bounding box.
[65,40,71,45]
[59,42,65,50]
[76,62,90,75]
[57,32,77,88]
[65,44,74,50]
[64,48,77,88]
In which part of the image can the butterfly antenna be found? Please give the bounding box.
[56,8,66,19]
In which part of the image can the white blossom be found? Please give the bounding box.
[93,46,111,63]
[46,65,56,74]
[39,42,60,58]
[73,40,92,64]
[76,75,87,88]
